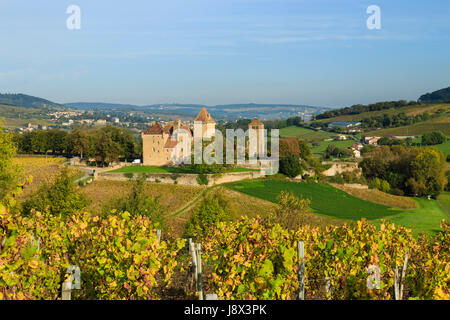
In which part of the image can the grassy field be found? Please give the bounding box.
[313,103,450,124]
[226,179,399,220]
[330,183,417,209]
[427,139,450,156]
[364,116,450,136]
[373,198,448,237]
[170,186,345,237]
[226,179,448,236]
[109,165,258,174]
[437,192,450,215]
[279,126,335,141]
[309,139,355,156]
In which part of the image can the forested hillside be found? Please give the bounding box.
[419,87,450,103]
[0,93,64,109]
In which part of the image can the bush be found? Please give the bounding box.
[103,173,167,230]
[264,191,311,230]
[124,172,134,179]
[279,154,302,178]
[184,193,230,238]
[22,168,90,217]
[421,131,446,146]
[196,174,209,185]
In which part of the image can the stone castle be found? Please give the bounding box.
[141,107,265,166]
[141,108,216,166]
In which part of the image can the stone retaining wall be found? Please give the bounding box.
[97,170,265,186]
[322,162,361,177]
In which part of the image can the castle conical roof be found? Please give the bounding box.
[249,118,264,126]
[194,107,215,123]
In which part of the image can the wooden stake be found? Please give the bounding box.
[61,275,73,300]
[394,267,399,300]
[61,265,81,300]
[189,239,198,296]
[399,251,409,300]
[206,293,218,300]
[196,243,203,300]
[156,230,161,243]
[325,278,331,299]
[298,241,305,300]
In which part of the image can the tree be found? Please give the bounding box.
[323,144,353,159]
[279,153,302,178]
[0,126,21,200]
[48,129,68,155]
[421,131,446,146]
[104,173,166,229]
[22,168,90,217]
[265,191,311,230]
[69,127,90,159]
[298,140,312,160]
[279,138,300,158]
[96,130,122,166]
[184,193,231,238]
[407,148,447,197]
[31,130,50,154]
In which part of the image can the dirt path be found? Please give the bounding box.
[169,185,217,217]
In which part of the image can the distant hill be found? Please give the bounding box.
[65,102,143,110]
[315,100,419,120]
[419,87,450,103]
[66,102,329,120]
[0,93,65,109]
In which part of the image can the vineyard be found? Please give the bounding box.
[13,156,81,198]
[1,185,448,300]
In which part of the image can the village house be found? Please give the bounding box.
[335,134,347,141]
[348,143,363,158]
[364,136,381,145]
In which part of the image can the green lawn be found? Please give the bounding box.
[374,198,449,237]
[226,179,448,236]
[109,165,258,174]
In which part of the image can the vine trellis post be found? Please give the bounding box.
[61,265,81,300]
[156,230,161,243]
[394,250,409,300]
[298,241,305,300]
[189,239,204,300]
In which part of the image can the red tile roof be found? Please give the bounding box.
[143,122,163,135]
[163,122,192,136]
[164,139,178,149]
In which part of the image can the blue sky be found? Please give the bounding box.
[0,0,449,108]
